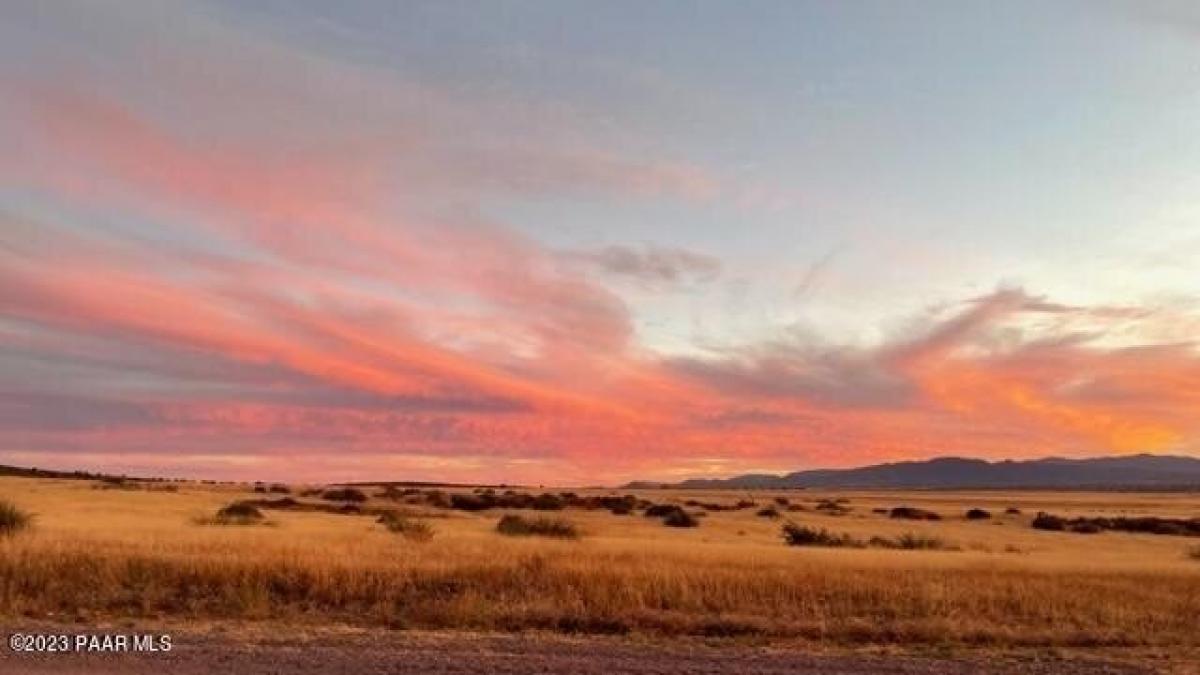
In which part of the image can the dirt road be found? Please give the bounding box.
[0,627,1164,675]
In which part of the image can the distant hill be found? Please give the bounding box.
[0,464,113,481]
[631,454,1200,490]
[0,464,179,483]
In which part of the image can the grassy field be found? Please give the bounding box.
[1,476,1199,650]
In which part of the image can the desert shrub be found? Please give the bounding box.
[756,506,781,519]
[889,506,941,521]
[871,508,889,514]
[594,495,635,510]
[1031,512,1068,530]
[591,495,637,514]
[734,500,756,510]
[321,487,367,503]
[663,509,699,528]
[268,484,291,494]
[531,493,565,510]
[966,508,992,520]
[496,514,579,539]
[861,532,957,551]
[1031,511,1200,536]
[213,501,265,525]
[641,504,698,527]
[1005,507,1022,515]
[643,503,679,517]
[1032,512,1065,531]
[815,499,851,515]
[253,485,267,493]
[423,490,451,508]
[0,500,32,537]
[781,522,859,547]
[891,532,953,550]
[450,493,494,511]
[376,512,434,542]
[774,497,790,506]
[1188,545,1200,561]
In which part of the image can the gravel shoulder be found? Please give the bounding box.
[1,624,1175,675]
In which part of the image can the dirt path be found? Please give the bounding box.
[1,628,1163,675]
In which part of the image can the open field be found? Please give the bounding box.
[1,476,1199,663]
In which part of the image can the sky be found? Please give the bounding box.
[1,0,1199,484]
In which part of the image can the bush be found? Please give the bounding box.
[322,487,367,503]
[889,532,954,550]
[1188,545,1200,561]
[1005,507,1022,515]
[450,493,494,511]
[213,501,265,525]
[781,522,859,547]
[863,532,957,551]
[0,500,32,537]
[890,506,941,521]
[496,514,579,539]
[424,490,451,508]
[1031,511,1200,536]
[663,509,699,528]
[814,499,851,515]
[756,506,781,519]
[376,512,434,542]
[966,508,992,520]
[268,484,291,494]
[1032,512,1065,531]
[644,503,679,517]
[531,493,565,511]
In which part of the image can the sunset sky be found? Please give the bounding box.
[2,1,1199,484]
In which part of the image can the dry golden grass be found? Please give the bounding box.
[1,477,1199,647]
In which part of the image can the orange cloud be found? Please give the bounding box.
[2,83,1199,484]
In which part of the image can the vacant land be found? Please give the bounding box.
[1,477,1198,663]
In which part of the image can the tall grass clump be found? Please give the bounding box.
[376,512,434,542]
[873,532,957,551]
[0,500,32,537]
[200,501,266,526]
[781,522,860,548]
[496,514,579,539]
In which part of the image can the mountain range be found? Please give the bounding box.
[627,454,1200,490]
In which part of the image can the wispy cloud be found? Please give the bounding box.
[569,245,722,288]
[0,1,1197,483]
